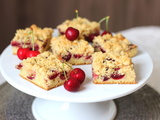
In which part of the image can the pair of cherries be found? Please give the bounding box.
[64,68,85,92]
[17,47,40,60]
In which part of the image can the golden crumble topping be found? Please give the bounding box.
[51,35,94,56]
[11,24,54,54]
[92,52,132,75]
[12,24,53,43]
[21,51,71,72]
[57,17,100,38]
[92,52,136,84]
[93,33,138,57]
[19,51,73,90]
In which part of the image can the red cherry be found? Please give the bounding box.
[62,52,71,61]
[64,78,81,92]
[85,32,99,42]
[27,73,36,80]
[65,27,79,41]
[73,54,83,59]
[101,30,112,36]
[17,47,31,60]
[48,72,59,80]
[111,74,124,80]
[15,63,23,69]
[11,41,21,47]
[26,50,40,58]
[60,71,67,80]
[70,68,85,84]
[100,47,106,53]
[99,16,112,36]
[85,55,92,60]
[103,76,110,81]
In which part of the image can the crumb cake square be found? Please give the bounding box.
[11,24,54,55]
[92,33,138,57]
[92,52,136,84]
[17,51,72,90]
[57,17,100,41]
[50,35,94,65]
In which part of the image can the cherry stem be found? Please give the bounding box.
[75,10,79,20]
[24,33,28,48]
[30,29,34,51]
[23,31,30,48]
[64,61,73,69]
[99,16,110,31]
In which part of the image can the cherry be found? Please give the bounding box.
[99,16,112,36]
[62,52,71,61]
[103,76,110,81]
[27,73,35,80]
[64,77,80,92]
[48,72,59,80]
[111,74,124,80]
[70,68,85,84]
[85,55,92,60]
[26,50,40,58]
[17,47,31,60]
[65,27,79,41]
[60,71,67,80]
[11,41,21,47]
[73,54,83,59]
[34,44,39,51]
[85,32,99,42]
[15,63,23,69]
[101,30,112,36]
[100,47,106,53]
[93,72,98,79]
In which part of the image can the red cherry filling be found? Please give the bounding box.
[48,71,59,80]
[103,76,110,81]
[101,30,112,36]
[15,64,23,69]
[93,67,125,81]
[27,73,36,80]
[100,47,106,53]
[58,29,65,35]
[111,74,124,80]
[73,54,83,59]
[111,67,124,80]
[85,32,99,42]
[85,55,92,60]
[11,41,21,47]
[114,68,120,71]
[34,44,39,51]
[93,73,98,79]
[60,71,67,80]
[62,52,71,61]
[11,41,39,51]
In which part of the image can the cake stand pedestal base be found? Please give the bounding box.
[32,98,117,120]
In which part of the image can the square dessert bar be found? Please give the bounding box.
[51,35,94,65]
[57,17,100,41]
[92,33,138,57]
[92,52,136,84]
[18,51,72,90]
[11,24,53,55]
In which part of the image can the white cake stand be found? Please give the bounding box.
[0,45,153,120]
